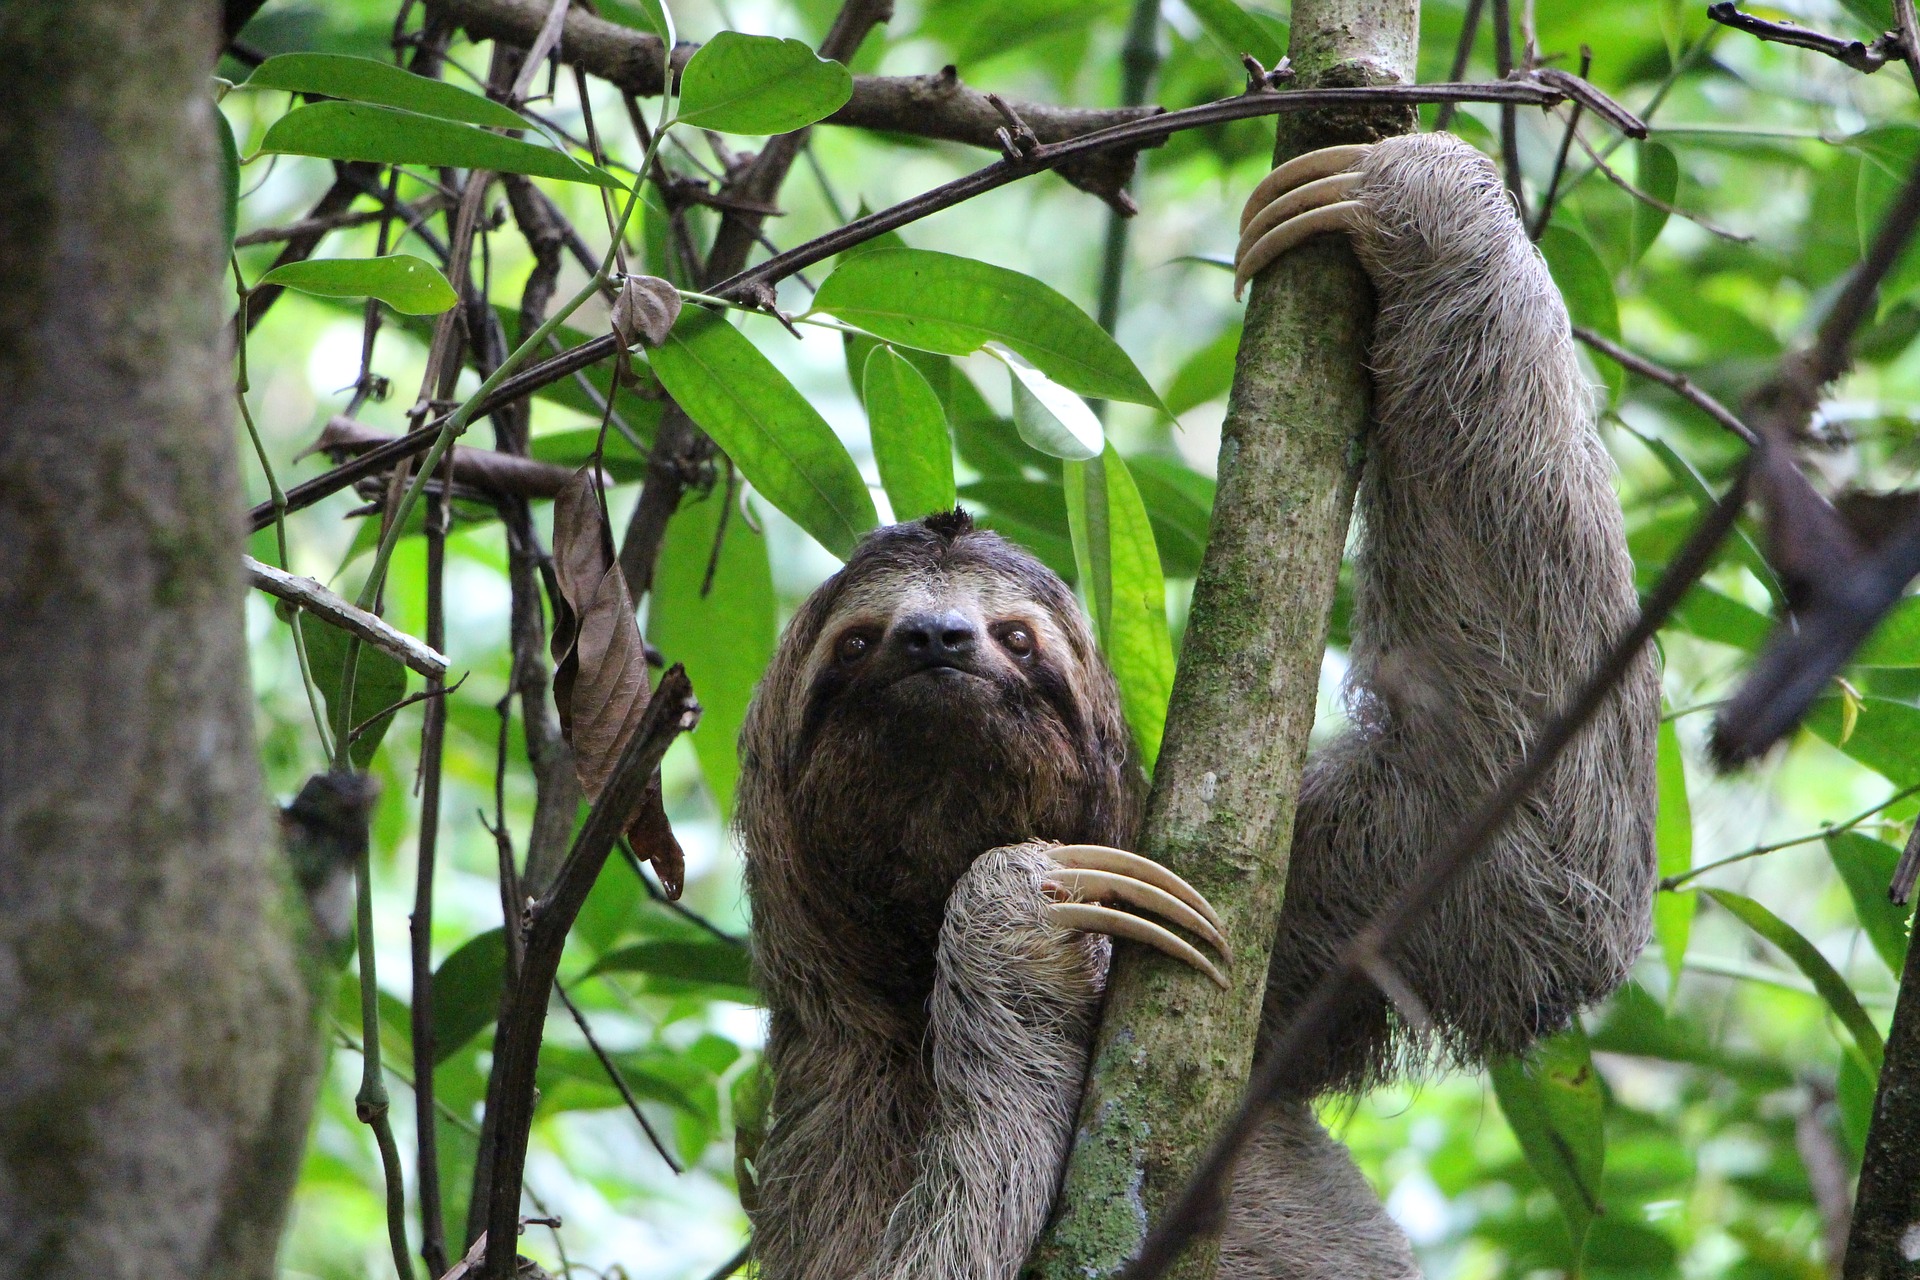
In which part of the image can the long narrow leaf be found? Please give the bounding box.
[260,101,622,188]
[245,52,527,129]
[1706,888,1885,1071]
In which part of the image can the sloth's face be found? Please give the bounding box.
[750,516,1134,919]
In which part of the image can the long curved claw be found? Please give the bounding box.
[1232,142,1374,301]
[1043,844,1231,989]
[1048,844,1224,931]
[1046,867,1230,957]
[1048,903,1231,990]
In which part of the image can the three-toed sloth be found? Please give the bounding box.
[735,133,1659,1280]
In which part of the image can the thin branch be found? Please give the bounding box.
[234,193,453,248]
[1569,125,1754,243]
[1661,781,1920,890]
[1492,0,1524,202]
[1120,465,1752,1280]
[1571,325,1758,444]
[244,556,450,678]
[552,982,682,1172]
[1530,50,1589,239]
[477,667,699,1280]
[1706,3,1904,74]
[245,75,1643,533]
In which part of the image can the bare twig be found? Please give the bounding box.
[552,982,682,1172]
[1531,50,1590,239]
[244,556,450,678]
[1433,0,1485,131]
[477,667,699,1280]
[1706,3,1904,75]
[1571,325,1758,444]
[1119,467,1751,1280]
[307,415,603,500]
[1661,781,1920,890]
[1492,0,1524,202]
[1794,1081,1853,1278]
[234,193,453,247]
[1569,125,1754,243]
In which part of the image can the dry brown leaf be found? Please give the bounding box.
[549,467,686,895]
[611,274,682,350]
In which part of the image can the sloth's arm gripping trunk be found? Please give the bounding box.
[1023,4,1421,1279]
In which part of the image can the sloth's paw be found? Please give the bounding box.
[1232,142,1371,301]
[1040,844,1231,989]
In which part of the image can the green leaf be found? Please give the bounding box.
[259,101,622,188]
[1827,830,1915,974]
[216,109,240,255]
[1630,142,1678,263]
[1839,0,1894,34]
[1806,696,1920,787]
[1653,717,1694,999]
[674,32,853,134]
[1706,888,1885,1072]
[1838,1047,1877,1159]
[1183,0,1285,65]
[1490,1025,1606,1268]
[1065,445,1174,769]
[244,52,528,129]
[299,617,407,768]
[994,344,1104,461]
[1164,324,1241,418]
[588,938,758,1001]
[863,345,957,521]
[1663,584,1770,652]
[257,254,457,315]
[1855,595,1920,666]
[1538,224,1623,402]
[812,246,1161,406]
[648,481,776,823]
[1630,429,1782,606]
[647,309,878,559]
[1125,455,1216,579]
[430,928,507,1065]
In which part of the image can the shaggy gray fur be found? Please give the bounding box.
[734,132,1657,1279]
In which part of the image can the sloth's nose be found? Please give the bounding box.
[891,611,978,668]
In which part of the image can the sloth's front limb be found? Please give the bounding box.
[1237,133,1659,1093]
[857,841,1227,1280]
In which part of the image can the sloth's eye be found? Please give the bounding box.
[836,632,873,664]
[994,624,1036,659]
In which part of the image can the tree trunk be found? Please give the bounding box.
[0,5,332,1277]
[1844,936,1920,1279]
[1024,4,1419,1278]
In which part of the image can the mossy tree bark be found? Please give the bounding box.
[0,5,333,1277]
[1024,3,1420,1278]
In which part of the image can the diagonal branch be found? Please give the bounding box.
[1707,2,1904,74]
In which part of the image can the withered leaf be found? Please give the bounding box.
[549,466,687,895]
[611,274,682,350]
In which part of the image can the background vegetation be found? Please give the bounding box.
[220,0,1920,1275]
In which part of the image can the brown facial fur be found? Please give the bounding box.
[738,513,1137,1024]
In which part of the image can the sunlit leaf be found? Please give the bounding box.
[674,32,853,134]
[812,246,1162,406]
[863,344,956,521]
[646,309,878,559]
[1706,888,1884,1072]
[259,101,622,187]
[1854,595,1920,666]
[1490,1025,1606,1267]
[1827,830,1914,974]
[257,254,456,314]
[1654,717,1694,1000]
[245,52,527,129]
[649,481,776,823]
[1065,445,1174,769]
[430,928,506,1065]
[992,343,1104,461]
[1806,695,1920,787]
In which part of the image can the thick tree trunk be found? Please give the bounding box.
[1844,937,1920,1279]
[1024,4,1419,1278]
[0,5,331,1278]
